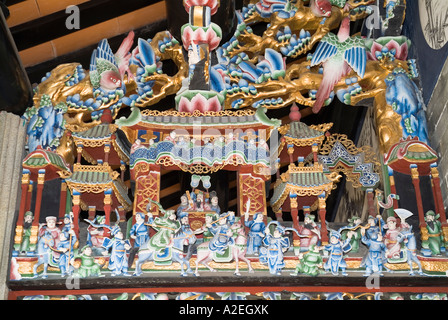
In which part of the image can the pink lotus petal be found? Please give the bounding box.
[182,26,221,50]
[367,42,383,61]
[191,94,208,112]
[178,96,195,113]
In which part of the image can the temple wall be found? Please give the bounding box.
[0,111,26,299]
[426,58,448,210]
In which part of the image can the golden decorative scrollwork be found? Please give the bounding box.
[134,172,160,214]
[239,172,267,215]
[141,108,256,118]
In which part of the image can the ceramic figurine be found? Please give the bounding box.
[341,216,362,253]
[25,96,66,152]
[174,211,197,276]
[38,216,62,248]
[194,212,218,243]
[259,221,290,275]
[85,215,111,255]
[208,191,221,215]
[102,226,131,276]
[56,230,77,277]
[244,203,266,255]
[229,217,254,276]
[310,17,366,113]
[296,213,321,252]
[384,216,410,260]
[193,191,205,211]
[133,201,194,277]
[207,211,235,255]
[323,230,353,276]
[61,214,73,237]
[361,228,387,277]
[396,225,423,275]
[365,215,386,241]
[291,244,324,276]
[422,210,446,256]
[89,31,134,92]
[18,211,34,255]
[72,245,103,278]
[32,230,54,279]
[194,212,253,276]
[177,193,193,216]
[128,211,150,268]
[385,68,429,144]
[145,203,180,255]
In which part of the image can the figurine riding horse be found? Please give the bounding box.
[194,218,253,276]
[133,229,196,276]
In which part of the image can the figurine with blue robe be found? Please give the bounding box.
[259,222,290,275]
[323,230,353,276]
[61,214,72,238]
[361,228,387,276]
[176,194,192,216]
[244,211,266,255]
[175,211,197,258]
[365,215,386,240]
[57,230,77,277]
[33,230,55,279]
[102,227,131,276]
[128,211,150,267]
[208,211,235,255]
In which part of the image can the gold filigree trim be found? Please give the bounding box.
[141,109,255,118]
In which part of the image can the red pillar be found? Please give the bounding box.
[32,169,46,228]
[58,180,68,219]
[14,170,31,248]
[25,181,33,212]
[387,166,399,210]
[76,144,83,163]
[120,160,126,182]
[366,188,376,217]
[290,193,300,254]
[287,144,294,163]
[318,194,329,244]
[71,190,81,237]
[118,206,125,222]
[104,143,110,165]
[104,188,112,226]
[88,206,96,220]
[410,165,426,227]
[430,163,447,225]
[312,143,319,163]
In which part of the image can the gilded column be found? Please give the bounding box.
[14,169,30,249]
[104,188,113,226]
[410,164,426,230]
[430,163,448,240]
[104,143,111,165]
[387,166,398,210]
[366,188,376,217]
[289,192,300,254]
[71,189,81,237]
[318,194,329,244]
[30,169,46,247]
[25,181,33,212]
[287,144,294,164]
[58,179,67,219]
